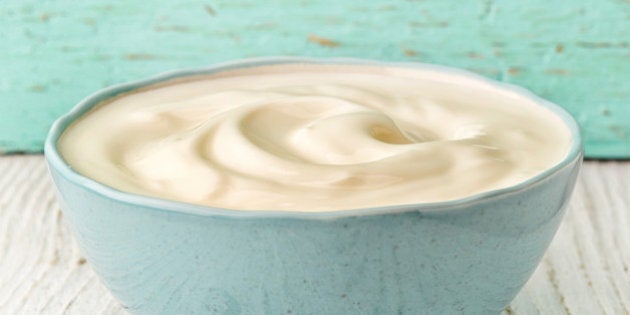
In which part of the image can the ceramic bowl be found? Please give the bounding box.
[45,57,582,315]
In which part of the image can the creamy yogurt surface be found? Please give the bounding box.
[58,63,572,211]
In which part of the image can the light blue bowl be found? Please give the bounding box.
[45,57,583,315]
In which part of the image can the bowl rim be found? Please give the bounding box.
[44,56,583,219]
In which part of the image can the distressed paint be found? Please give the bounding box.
[0,0,628,157]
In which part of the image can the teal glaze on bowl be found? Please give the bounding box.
[45,57,583,315]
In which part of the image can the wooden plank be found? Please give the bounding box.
[0,156,628,314]
[0,0,629,157]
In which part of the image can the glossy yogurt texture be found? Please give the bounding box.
[58,64,572,211]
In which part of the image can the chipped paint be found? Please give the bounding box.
[555,43,564,53]
[0,0,628,157]
[545,68,570,75]
[402,48,418,57]
[508,67,521,75]
[124,53,159,61]
[307,34,340,47]
[204,4,216,16]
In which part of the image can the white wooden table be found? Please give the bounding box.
[1,155,628,314]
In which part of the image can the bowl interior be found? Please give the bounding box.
[44,57,583,219]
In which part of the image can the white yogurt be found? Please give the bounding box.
[58,64,572,211]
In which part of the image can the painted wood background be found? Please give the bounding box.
[1,156,629,314]
[0,0,629,158]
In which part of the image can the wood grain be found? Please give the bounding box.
[1,0,629,157]
[0,156,628,314]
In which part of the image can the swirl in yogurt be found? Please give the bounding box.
[58,64,572,211]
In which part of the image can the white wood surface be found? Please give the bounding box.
[0,155,628,314]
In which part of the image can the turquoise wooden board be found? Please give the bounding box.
[1,0,629,158]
